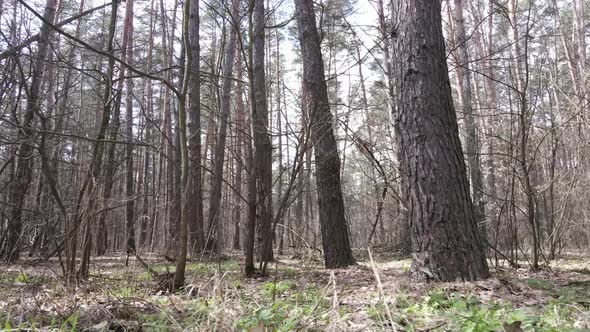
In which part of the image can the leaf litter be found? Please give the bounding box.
[0,251,588,331]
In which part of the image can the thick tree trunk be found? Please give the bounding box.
[295,0,355,268]
[394,0,489,282]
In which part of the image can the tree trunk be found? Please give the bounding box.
[394,0,489,282]
[508,0,539,270]
[379,0,410,255]
[172,0,194,289]
[5,0,58,263]
[97,0,134,257]
[244,108,257,276]
[140,0,156,248]
[243,50,257,275]
[187,0,204,255]
[253,0,274,264]
[232,51,245,251]
[295,0,355,268]
[207,0,240,252]
[451,0,486,238]
[276,27,285,256]
[159,0,177,247]
[123,0,136,256]
[72,0,120,282]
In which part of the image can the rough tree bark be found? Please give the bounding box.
[379,0,410,255]
[295,0,355,268]
[394,0,489,282]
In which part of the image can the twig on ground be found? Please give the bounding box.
[368,248,397,331]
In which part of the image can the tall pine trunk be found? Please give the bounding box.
[232,52,245,251]
[451,0,486,239]
[394,0,489,282]
[124,0,136,255]
[253,0,274,264]
[294,0,355,268]
[187,0,204,254]
[207,0,240,252]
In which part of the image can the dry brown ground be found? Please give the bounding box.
[0,250,588,331]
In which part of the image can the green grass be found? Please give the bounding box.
[236,282,332,331]
[2,256,589,331]
[3,311,79,332]
[527,277,555,290]
[527,277,590,305]
[368,288,588,331]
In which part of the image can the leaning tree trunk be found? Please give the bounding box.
[394,0,489,282]
[294,0,355,268]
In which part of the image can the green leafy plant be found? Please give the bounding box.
[370,289,553,331]
[237,282,331,331]
[260,280,296,300]
[15,272,30,283]
[60,312,79,332]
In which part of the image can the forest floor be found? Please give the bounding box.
[0,249,589,331]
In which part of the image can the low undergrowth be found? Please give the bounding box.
[0,253,588,331]
[367,288,588,331]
